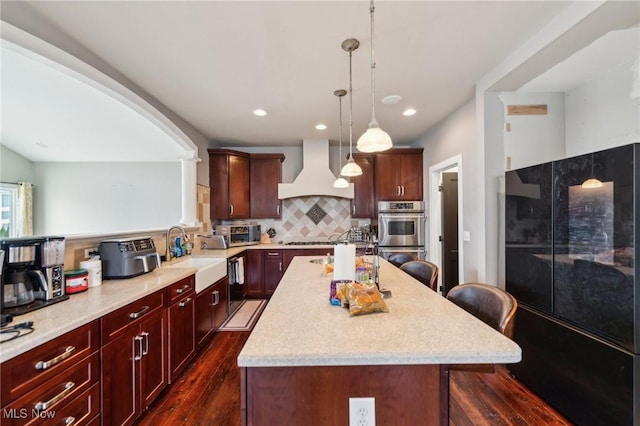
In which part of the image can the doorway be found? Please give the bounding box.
[429,155,463,295]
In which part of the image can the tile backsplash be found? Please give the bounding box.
[253,196,369,242]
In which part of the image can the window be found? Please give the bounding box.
[0,183,18,238]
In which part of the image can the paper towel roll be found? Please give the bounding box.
[333,244,356,281]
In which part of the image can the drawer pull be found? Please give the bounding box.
[65,417,76,425]
[35,346,75,370]
[178,297,192,307]
[176,284,191,294]
[34,381,75,412]
[129,305,150,319]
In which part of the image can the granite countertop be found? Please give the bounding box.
[238,256,522,368]
[0,263,199,363]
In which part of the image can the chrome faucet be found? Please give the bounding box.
[166,225,187,261]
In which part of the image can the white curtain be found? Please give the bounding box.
[16,182,33,236]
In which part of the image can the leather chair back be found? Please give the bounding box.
[400,260,439,291]
[446,283,517,338]
[388,253,416,267]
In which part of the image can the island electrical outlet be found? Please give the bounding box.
[349,397,375,426]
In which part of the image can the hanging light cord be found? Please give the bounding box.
[369,0,378,127]
[348,47,355,159]
[338,94,344,168]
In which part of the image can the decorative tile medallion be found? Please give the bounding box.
[306,203,327,225]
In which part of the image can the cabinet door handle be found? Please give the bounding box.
[279,262,282,272]
[276,205,280,215]
[176,284,191,294]
[352,204,356,215]
[129,305,150,319]
[134,335,144,361]
[64,417,76,426]
[35,346,76,370]
[178,297,192,307]
[210,290,220,306]
[397,185,401,196]
[230,204,234,216]
[34,381,75,412]
[140,331,150,356]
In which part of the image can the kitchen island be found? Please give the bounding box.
[238,256,521,425]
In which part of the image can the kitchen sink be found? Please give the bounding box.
[164,257,227,293]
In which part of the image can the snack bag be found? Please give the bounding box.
[347,282,389,316]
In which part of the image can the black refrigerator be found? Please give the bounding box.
[505,143,639,426]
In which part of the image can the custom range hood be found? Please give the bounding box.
[278,139,354,199]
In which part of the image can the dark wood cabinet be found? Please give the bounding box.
[1,321,100,426]
[375,148,423,201]
[195,276,229,350]
[208,149,250,220]
[166,276,195,383]
[250,153,285,218]
[101,291,167,426]
[351,153,376,218]
[246,250,264,298]
[263,250,283,296]
[283,248,330,270]
[246,249,284,298]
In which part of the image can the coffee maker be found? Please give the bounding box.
[0,237,69,316]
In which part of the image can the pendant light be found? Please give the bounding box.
[340,38,363,177]
[333,89,349,188]
[582,152,603,188]
[357,0,393,153]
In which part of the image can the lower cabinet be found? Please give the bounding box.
[0,321,100,426]
[247,249,283,298]
[195,276,229,350]
[166,276,196,383]
[101,291,167,426]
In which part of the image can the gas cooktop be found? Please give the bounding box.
[284,241,338,246]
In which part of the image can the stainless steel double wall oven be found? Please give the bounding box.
[377,201,426,260]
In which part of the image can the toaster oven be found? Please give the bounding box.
[214,224,261,247]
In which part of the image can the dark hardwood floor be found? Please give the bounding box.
[137,331,573,426]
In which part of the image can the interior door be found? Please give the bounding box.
[441,172,459,295]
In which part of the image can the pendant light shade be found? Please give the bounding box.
[357,0,392,153]
[333,89,350,188]
[582,153,603,188]
[334,177,350,188]
[341,38,362,177]
[357,125,393,153]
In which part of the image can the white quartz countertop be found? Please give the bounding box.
[0,263,198,363]
[238,256,522,368]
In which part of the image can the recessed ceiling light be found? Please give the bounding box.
[315,124,327,130]
[253,109,267,116]
[403,108,417,116]
[381,95,402,105]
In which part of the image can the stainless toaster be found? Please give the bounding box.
[99,237,161,279]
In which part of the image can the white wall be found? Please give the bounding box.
[33,162,181,235]
[499,92,567,169]
[0,145,36,183]
[565,58,640,156]
[413,99,479,283]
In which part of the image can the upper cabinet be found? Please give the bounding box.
[375,148,424,202]
[209,149,251,220]
[250,153,286,219]
[351,153,376,218]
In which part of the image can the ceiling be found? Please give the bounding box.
[0,1,584,162]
